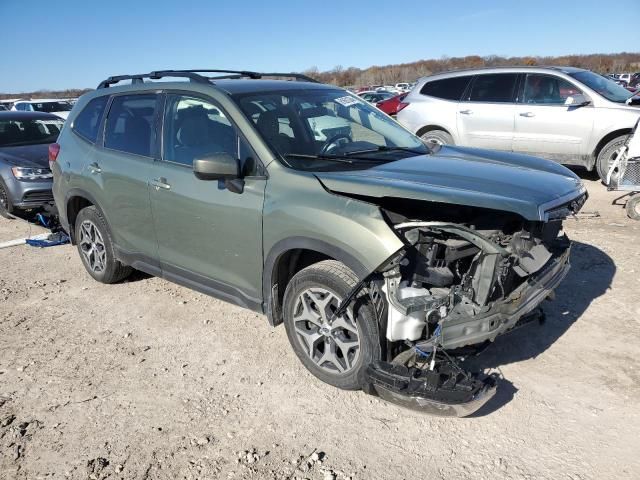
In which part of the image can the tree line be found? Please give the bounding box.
[2,52,639,98]
[0,88,92,101]
[303,52,640,87]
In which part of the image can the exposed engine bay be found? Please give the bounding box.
[377,199,576,349]
[336,196,586,416]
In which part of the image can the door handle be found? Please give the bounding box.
[88,162,102,174]
[519,112,535,118]
[459,109,473,115]
[150,177,171,190]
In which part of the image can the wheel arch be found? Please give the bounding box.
[592,128,633,168]
[415,124,453,138]
[64,189,104,245]
[263,238,369,327]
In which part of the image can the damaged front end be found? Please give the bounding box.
[351,198,584,416]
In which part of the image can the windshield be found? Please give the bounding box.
[234,89,428,170]
[0,118,64,147]
[569,71,634,103]
[31,101,73,113]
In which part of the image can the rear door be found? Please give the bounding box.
[149,93,266,308]
[97,92,160,265]
[513,73,595,160]
[456,73,519,151]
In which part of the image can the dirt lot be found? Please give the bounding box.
[1,173,639,480]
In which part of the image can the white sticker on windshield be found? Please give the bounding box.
[334,95,360,107]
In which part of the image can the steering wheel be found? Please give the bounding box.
[320,134,352,155]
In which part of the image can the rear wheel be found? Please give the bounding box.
[283,260,380,390]
[75,206,132,283]
[420,129,453,147]
[626,195,640,221]
[0,179,15,219]
[596,135,630,183]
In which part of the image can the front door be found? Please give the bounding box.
[456,73,519,151]
[513,73,595,161]
[149,93,266,309]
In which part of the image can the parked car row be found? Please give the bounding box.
[0,98,77,118]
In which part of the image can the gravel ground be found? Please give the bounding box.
[1,173,639,480]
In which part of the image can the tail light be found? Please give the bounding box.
[48,143,60,165]
[396,101,409,114]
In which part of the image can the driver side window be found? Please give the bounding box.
[163,95,258,176]
[524,74,582,105]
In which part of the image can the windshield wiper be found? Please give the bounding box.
[284,153,388,164]
[341,145,429,156]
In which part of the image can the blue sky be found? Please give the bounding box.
[1,0,639,92]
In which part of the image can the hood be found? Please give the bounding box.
[51,111,69,120]
[0,144,50,168]
[315,146,585,221]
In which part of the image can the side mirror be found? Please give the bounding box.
[565,94,590,107]
[193,153,239,181]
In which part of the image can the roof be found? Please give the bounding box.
[0,111,64,120]
[419,65,589,82]
[212,79,339,95]
[86,78,340,98]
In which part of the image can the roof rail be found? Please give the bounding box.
[97,70,211,89]
[171,70,319,83]
[97,69,320,89]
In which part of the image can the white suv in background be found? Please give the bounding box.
[397,66,640,180]
[12,99,73,119]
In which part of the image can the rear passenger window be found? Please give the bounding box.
[467,74,518,103]
[104,94,158,157]
[420,76,472,101]
[73,96,108,143]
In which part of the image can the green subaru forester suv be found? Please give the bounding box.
[51,70,586,416]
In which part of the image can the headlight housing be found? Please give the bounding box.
[11,167,53,180]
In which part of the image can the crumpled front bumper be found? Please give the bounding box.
[438,245,571,349]
[365,361,497,417]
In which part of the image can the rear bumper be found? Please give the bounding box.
[438,245,571,349]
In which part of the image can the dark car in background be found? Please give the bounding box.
[0,111,64,217]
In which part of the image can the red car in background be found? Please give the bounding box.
[376,92,408,116]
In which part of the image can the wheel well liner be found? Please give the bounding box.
[263,238,368,326]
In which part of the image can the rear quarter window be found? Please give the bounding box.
[73,96,109,143]
[420,76,472,101]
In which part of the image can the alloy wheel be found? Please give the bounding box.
[79,220,107,273]
[292,287,360,375]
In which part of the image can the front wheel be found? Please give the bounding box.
[596,135,629,183]
[0,179,15,219]
[283,260,380,390]
[420,129,454,147]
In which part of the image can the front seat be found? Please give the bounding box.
[255,111,294,155]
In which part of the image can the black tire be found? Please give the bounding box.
[596,135,629,183]
[283,260,380,390]
[420,129,454,146]
[0,178,15,219]
[75,206,132,284]
[626,195,640,221]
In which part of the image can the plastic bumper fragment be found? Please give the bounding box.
[365,361,497,417]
